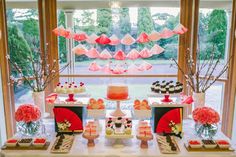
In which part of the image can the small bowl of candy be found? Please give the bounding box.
[202,140,217,149]
[18,138,33,147]
[33,138,46,148]
[5,139,18,147]
[216,140,230,149]
[188,140,202,148]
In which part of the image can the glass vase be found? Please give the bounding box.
[17,120,41,137]
[194,122,218,139]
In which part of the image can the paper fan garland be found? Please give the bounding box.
[126,49,140,60]
[73,32,88,41]
[86,48,100,58]
[127,64,139,74]
[109,34,120,45]
[148,31,162,41]
[102,62,112,74]
[89,61,101,71]
[173,24,188,35]
[150,44,165,55]
[138,61,152,71]
[121,34,135,45]
[60,28,74,39]
[52,25,65,36]
[160,28,174,39]
[111,64,127,74]
[99,49,112,59]
[113,50,126,60]
[72,44,88,55]
[86,33,98,44]
[139,48,152,58]
[95,34,111,45]
[136,32,149,43]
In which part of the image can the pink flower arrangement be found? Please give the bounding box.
[193,107,220,125]
[15,104,41,123]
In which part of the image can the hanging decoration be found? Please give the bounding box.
[126,49,140,60]
[160,28,174,39]
[111,64,127,74]
[88,61,101,71]
[113,50,126,60]
[138,61,153,71]
[173,24,188,35]
[148,31,162,41]
[121,34,135,45]
[136,32,149,43]
[109,34,120,45]
[99,49,112,59]
[73,32,88,41]
[95,34,111,45]
[72,44,88,55]
[127,64,139,74]
[86,48,100,58]
[150,44,165,55]
[86,33,99,44]
[52,25,65,36]
[102,62,112,74]
[139,48,152,58]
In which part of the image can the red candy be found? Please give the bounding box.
[217,140,229,145]
[7,139,17,143]
[34,138,46,143]
[189,140,201,145]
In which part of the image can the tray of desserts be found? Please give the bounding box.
[157,135,180,154]
[51,134,74,154]
[1,138,49,150]
[185,139,235,152]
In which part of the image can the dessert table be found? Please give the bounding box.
[1,119,236,157]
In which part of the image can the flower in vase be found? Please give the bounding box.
[15,104,41,123]
[192,107,220,125]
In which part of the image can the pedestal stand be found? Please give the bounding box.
[106,98,130,117]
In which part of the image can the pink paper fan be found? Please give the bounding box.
[89,61,101,71]
[173,24,188,35]
[86,48,100,58]
[99,49,112,59]
[86,33,98,44]
[113,50,126,60]
[126,49,140,60]
[138,61,153,71]
[73,32,88,41]
[148,31,162,41]
[121,34,135,45]
[102,62,112,74]
[95,34,111,45]
[111,64,127,74]
[52,25,65,36]
[109,34,120,45]
[72,44,88,55]
[150,44,165,55]
[136,32,149,43]
[127,64,139,74]
[160,28,174,39]
[139,48,152,58]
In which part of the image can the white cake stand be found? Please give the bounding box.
[105,98,130,117]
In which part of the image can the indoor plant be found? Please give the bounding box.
[192,107,220,139]
[6,43,69,115]
[15,104,41,136]
[171,46,232,108]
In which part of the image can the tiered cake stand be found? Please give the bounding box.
[105,98,130,117]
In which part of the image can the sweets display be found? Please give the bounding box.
[105,117,132,136]
[5,139,18,147]
[133,99,152,119]
[157,135,180,154]
[51,134,74,153]
[151,81,183,94]
[18,138,33,147]
[54,82,86,94]
[87,98,105,110]
[107,84,129,100]
[137,121,152,138]
[83,121,99,136]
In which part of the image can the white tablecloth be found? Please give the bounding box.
[1,120,236,157]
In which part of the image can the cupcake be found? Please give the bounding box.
[154,84,160,93]
[179,83,183,92]
[64,82,69,89]
[169,85,175,94]
[106,125,113,135]
[174,85,180,93]
[151,82,156,91]
[115,117,122,128]
[74,85,79,93]
[60,85,66,94]
[161,87,167,94]
[124,127,132,135]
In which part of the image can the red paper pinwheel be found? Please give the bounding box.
[113,50,126,60]
[156,108,182,133]
[160,28,174,39]
[127,64,139,74]
[126,49,140,60]
[46,93,58,104]
[181,95,193,104]
[86,33,98,44]
[88,61,101,71]
[111,64,127,74]
[138,61,152,71]
[150,44,165,55]
[99,49,112,59]
[86,48,100,58]
[139,48,152,58]
[109,34,120,45]
[121,34,135,45]
[148,31,162,41]
[73,32,88,41]
[72,44,88,55]
[53,108,83,131]
[95,34,111,45]
[173,24,188,35]
[136,32,149,43]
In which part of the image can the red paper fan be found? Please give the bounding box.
[138,61,152,71]
[102,62,112,74]
[86,33,98,44]
[99,49,112,59]
[148,31,162,41]
[88,61,101,71]
[72,45,88,55]
[173,24,188,35]
[126,49,140,60]
[109,34,120,45]
[53,108,83,131]
[111,64,127,74]
[95,34,111,45]
[160,28,174,39]
[156,108,182,133]
[139,48,152,58]
[86,48,100,58]
[113,50,126,60]
[73,32,88,41]
[121,34,135,45]
[136,32,149,43]
[46,93,58,104]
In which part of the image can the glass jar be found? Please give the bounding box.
[194,122,218,139]
[17,120,41,136]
